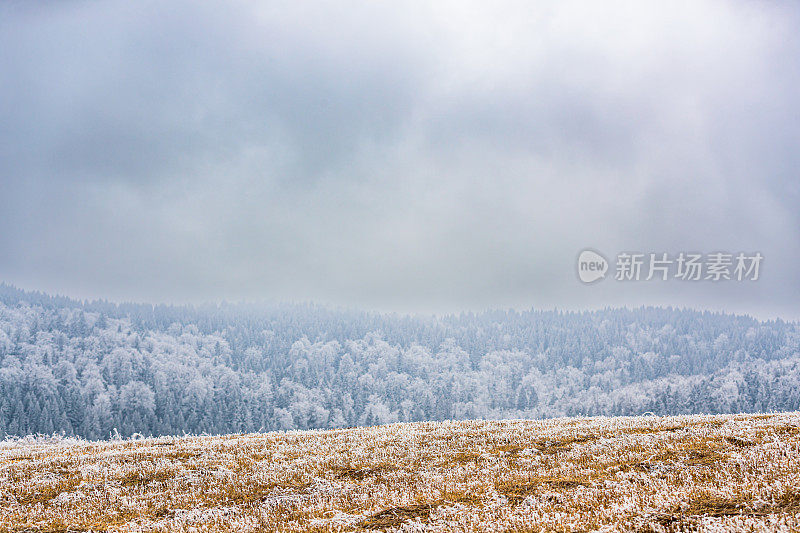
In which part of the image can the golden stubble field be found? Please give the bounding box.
[1,413,799,532]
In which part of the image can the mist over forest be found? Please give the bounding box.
[0,284,797,439]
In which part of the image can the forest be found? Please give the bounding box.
[0,283,798,439]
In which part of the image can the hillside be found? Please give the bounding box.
[2,412,799,532]
[1,284,799,440]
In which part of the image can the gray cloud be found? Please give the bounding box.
[1,0,799,319]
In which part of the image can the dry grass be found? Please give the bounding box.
[1,412,799,532]
[361,504,436,530]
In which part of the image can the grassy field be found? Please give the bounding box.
[1,413,799,532]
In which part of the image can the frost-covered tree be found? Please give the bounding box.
[0,282,798,438]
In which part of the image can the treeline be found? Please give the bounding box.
[0,283,797,439]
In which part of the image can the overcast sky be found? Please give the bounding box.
[1,1,798,319]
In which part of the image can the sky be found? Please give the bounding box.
[1,1,799,319]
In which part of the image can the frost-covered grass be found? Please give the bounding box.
[1,413,799,532]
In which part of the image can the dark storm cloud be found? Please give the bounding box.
[1,1,799,319]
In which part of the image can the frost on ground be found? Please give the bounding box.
[1,413,799,532]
